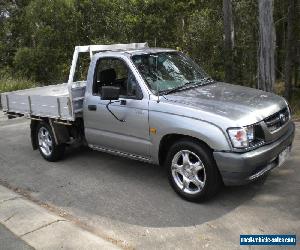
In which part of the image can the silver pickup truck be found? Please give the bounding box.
[0,43,295,202]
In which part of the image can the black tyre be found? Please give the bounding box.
[36,122,65,162]
[165,139,221,202]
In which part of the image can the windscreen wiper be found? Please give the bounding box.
[160,84,190,95]
[161,78,214,95]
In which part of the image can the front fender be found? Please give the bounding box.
[149,110,231,164]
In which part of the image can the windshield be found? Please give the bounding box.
[131,52,209,94]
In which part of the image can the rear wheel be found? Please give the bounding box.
[36,122,65,162]
[165,139,221,202]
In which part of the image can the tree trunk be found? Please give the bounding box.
[223,0,234,82]
[284,0,296,100]
[257,0,276,92]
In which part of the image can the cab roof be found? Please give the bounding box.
[94,47,177,57]
[123,47,177,55]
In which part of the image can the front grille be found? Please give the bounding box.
[264,107,290,132]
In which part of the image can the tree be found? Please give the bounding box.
[257,0,276,92]
[223,0,234,82]
[0,0,299,91]
[284,0,296,100]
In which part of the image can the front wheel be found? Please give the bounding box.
[36,122,65,162]
[165,140,221,202]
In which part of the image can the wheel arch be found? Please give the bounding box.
[31,118,71,148]
[158,133,213,166]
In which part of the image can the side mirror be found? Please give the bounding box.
[101,86,120,100]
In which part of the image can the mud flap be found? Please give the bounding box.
[30,120,39,150]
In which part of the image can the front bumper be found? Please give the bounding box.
[214,122,295,185]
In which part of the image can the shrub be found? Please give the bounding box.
[0,74,36,93]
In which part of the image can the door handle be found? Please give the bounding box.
[88,105,97,111]
[120,100,127,106]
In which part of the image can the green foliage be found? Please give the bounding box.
[14,47,65,83]
[0,0,299,91]
[185,7,224,80]
[0,73,36,93]
[232,0,258,87]
[275,82,300,119]
[290,90,300,119]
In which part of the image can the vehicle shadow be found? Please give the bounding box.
[60,146,266,228]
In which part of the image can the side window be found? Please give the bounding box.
[93,57,142,99]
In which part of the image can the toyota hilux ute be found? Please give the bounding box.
[0,43,295,202]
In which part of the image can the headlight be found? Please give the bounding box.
[227,126,254,148]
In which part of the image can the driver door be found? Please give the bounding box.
[84,56,151,159]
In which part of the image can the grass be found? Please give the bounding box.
[290,91,300,119]
[274,82,300,120]
[0,76,36,93]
